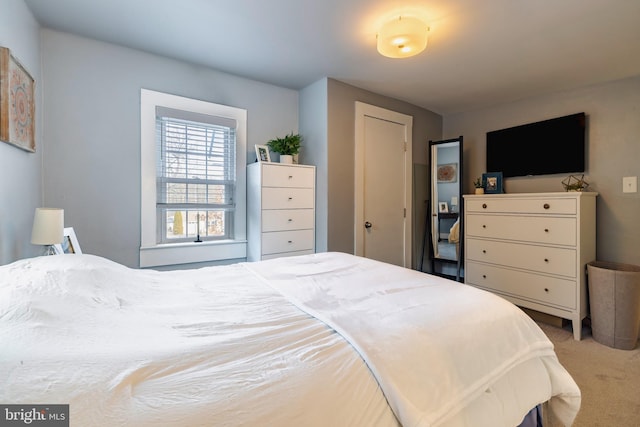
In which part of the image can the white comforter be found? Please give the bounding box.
[0,252,580,426]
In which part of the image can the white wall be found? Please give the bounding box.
[40,29,299,268]
[0,0,42,265]
[445,76,640,265]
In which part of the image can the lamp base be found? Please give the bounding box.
[42,245,58,256]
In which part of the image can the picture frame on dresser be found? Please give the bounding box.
[482,172,503,194]
[255,144,271,162]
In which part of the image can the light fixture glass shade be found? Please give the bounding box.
[31,208,64,245]
[377,16,428,58]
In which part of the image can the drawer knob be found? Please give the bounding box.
[482,224,487,228]
[544,288,549,293]
[482,250,487,254]
[482,203,488,209]
[482,274,487,279]
[544,258,549,263]
[288,240,293,244]
[543,203,550,209]
[288,175,293,179]
[288,218,293,222]
[288,197,293,200]
[544,228,549,233]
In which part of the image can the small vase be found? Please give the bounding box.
[279,155,293,164]
[475,188,485,194]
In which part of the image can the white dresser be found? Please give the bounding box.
[463,192,597,340]
[247,162,316,261]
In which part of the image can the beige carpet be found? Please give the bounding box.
[538,322,640,426]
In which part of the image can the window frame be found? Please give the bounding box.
[140,89,247,268]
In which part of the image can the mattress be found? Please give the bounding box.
[0,252,580,426]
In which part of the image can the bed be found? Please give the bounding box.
[0,252,580,426]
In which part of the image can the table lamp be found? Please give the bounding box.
[31,208,64,255]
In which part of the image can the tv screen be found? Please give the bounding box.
[486,112,586,178]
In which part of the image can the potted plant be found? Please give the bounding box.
[267,132,302,164]
[473,177,484,194]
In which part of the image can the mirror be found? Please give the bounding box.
[428,136,463,281]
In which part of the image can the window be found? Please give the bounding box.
[156,107,236,243]
[140,90,247,267]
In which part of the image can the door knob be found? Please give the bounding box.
[364,221,372,229]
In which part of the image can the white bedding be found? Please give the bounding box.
[0,252,580,426]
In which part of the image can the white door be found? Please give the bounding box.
[355,102,413,267]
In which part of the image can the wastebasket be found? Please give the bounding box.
[587,261,640,350]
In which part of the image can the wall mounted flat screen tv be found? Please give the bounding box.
[486,112,586,178]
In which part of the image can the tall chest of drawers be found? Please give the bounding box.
[247,162,316,261]
[463,192,597,340]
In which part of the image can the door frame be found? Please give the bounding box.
[354,101,413,267]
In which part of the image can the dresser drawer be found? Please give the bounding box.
[262,209,314,232]
[466,238,577,277]
[466,261,576,309]
[466,215,576,246]
[262,164,315,188]
[466,198,576,215]
[262,229,315,255]
[262,188,314,209]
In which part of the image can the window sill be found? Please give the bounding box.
[139,239,247,268]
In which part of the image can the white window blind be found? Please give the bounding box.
[156,106,237,243]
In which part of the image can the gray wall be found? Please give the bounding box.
[0,0,42,265]
[299,79,329,252]
[445,75,640,266]
[301,78,442,267]
[40,29,299,268]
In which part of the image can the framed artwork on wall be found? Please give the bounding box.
[437,163,457,183]
[54,227,83,254]
[255,144,271,162]
[0,46,35,152]
[482,172,504,194]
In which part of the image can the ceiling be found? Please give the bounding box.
[24,0,640,115]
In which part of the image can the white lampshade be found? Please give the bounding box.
[377,16,429,58]
[31,208,64,245]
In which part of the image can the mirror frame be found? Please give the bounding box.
[428,136,463,281]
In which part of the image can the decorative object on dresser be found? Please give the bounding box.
[0,46,36,152]
[31,208,64,255]
[561,174,589,192]
[266,132,302,164]
[247,162,315,261]
[463,192,597,340]
[482,172,503,194]
[255,144,270,162]
[473,177,484,194]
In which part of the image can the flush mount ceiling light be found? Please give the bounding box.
[377,16,429,58]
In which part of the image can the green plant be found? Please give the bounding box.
[267,132,302,155]
[473,177,483,188]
